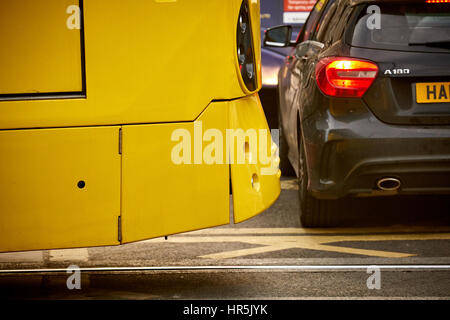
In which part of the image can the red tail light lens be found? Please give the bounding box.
[315,57,379,98]
[426,0,450,3]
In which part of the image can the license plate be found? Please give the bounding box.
[416,82,450,104]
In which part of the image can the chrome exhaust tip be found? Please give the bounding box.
[377,177,401,191]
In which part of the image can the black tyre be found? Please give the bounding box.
[298,135,339,227]
[278,111,295,177]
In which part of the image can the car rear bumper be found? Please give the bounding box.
[304,111,450,200]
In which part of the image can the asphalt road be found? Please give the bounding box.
[0,178,449,300]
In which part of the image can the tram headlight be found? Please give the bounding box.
[236,0,257,92]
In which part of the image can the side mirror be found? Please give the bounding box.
[295,40,325,60]
[264,25,293,48]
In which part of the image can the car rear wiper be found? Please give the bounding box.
[408,40,450,49]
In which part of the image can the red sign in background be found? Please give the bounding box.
[284,0,315,12]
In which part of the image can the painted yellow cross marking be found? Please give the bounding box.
[145,227,450,259]
[49,248,89,262]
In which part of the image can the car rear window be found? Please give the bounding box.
[349,2,450,53]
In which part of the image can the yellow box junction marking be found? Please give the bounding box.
[144,227,450,259]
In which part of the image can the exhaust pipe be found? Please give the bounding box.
[377,177,401,191]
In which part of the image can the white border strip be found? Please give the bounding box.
[1,265,449,274]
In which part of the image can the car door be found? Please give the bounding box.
[278,0,330,175]
[296,0,341,122]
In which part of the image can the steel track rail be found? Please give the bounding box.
[1,265,450,274]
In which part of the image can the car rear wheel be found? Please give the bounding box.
[298,135,339,227]
[278,111,295,177]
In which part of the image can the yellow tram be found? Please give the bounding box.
[0,0,280,252]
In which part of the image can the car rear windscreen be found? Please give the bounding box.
[349,2,450,53]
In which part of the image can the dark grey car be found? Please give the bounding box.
[265,0,450,226]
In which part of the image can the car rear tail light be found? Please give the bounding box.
[236,0,257,92]
[315,57,379,98]
[426,0,450,3]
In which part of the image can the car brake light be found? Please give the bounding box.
[315,57,379,98]
[426,0,450,3]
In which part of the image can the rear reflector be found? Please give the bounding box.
[315,57,379,98]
